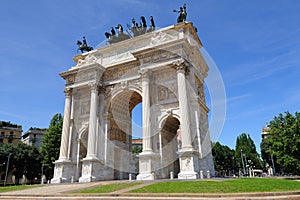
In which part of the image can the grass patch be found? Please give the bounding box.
[73,182,142,193]
[0,185,38,193]
[130,178,300,193]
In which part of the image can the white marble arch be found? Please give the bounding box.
[52,22,215,183]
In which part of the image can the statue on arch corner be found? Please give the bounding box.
[173,3,187,23]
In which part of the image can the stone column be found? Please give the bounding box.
[137,69,157,180]
[59,88,73,161]
[51,88,75,183]
[173,60,199,179]
[86,82,100,159]
[97,87,106,160]
[79,82,106,183]
[98,87,106,128]
[140,69,152,152]
[173,61,193,150]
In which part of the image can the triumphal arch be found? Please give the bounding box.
[51,22,215,183]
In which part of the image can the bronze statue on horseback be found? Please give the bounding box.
[77,36,93,53]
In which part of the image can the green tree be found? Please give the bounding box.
[0,143,14,181]
[40,113,63,180]
[212,142,236,176]
[132,145,142,174]
[13,143,42,183]
[261,112,300,175]
[0,143,41,184]
[235,133,262,175]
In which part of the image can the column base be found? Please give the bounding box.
[177,149,200,180]
[136,173,155,180]
[51,159,76,183]
[79,157,109,183]
[178,171,198,179]
[136,151,158,180]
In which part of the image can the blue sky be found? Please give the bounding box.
[1,0,300,152]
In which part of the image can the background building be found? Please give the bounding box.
[261,126,270,140]
[0,121,22,144]
[22,127,47,149]
[132,138,142,149]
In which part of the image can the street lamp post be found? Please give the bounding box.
[4,153,12,186]
[41,163,44,184]
[244,153,248,176]
[240,150,246,176]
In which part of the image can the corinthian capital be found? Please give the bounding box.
[172,59,190,73]
[89,82,101,92]
[138,69,152,80]
[98,86,106,94]
[64,88,73,97]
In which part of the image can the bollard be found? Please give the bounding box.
[71,176,74,183]
[207,170,211,179]
[170,171,174,180]
[200,170,204,179]
[151,172,155,179]
[129,173,132,181]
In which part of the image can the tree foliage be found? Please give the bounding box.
[235,133,262,173]
[261,112,300,175]
[40,113,63,180]
[212,142,236,176]
[0,143,41,184]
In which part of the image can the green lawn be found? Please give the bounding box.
[129,178,300,193]
[73,182,142,193]
[0,185,38,193]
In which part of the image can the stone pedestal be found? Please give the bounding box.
[177,150,199,179]
[136,152,158,180]
[79,158,106,182]
[51,160,75,183]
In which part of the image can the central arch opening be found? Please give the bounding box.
[109,89,142,179]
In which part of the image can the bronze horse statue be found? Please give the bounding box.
[105,24,130,45]
[77,37,93,53]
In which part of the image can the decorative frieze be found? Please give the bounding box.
[150,31,178,46]
[103,62,139,81]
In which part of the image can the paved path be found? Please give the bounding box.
[0,180,121,195]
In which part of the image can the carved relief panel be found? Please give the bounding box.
[195,75,205,101]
